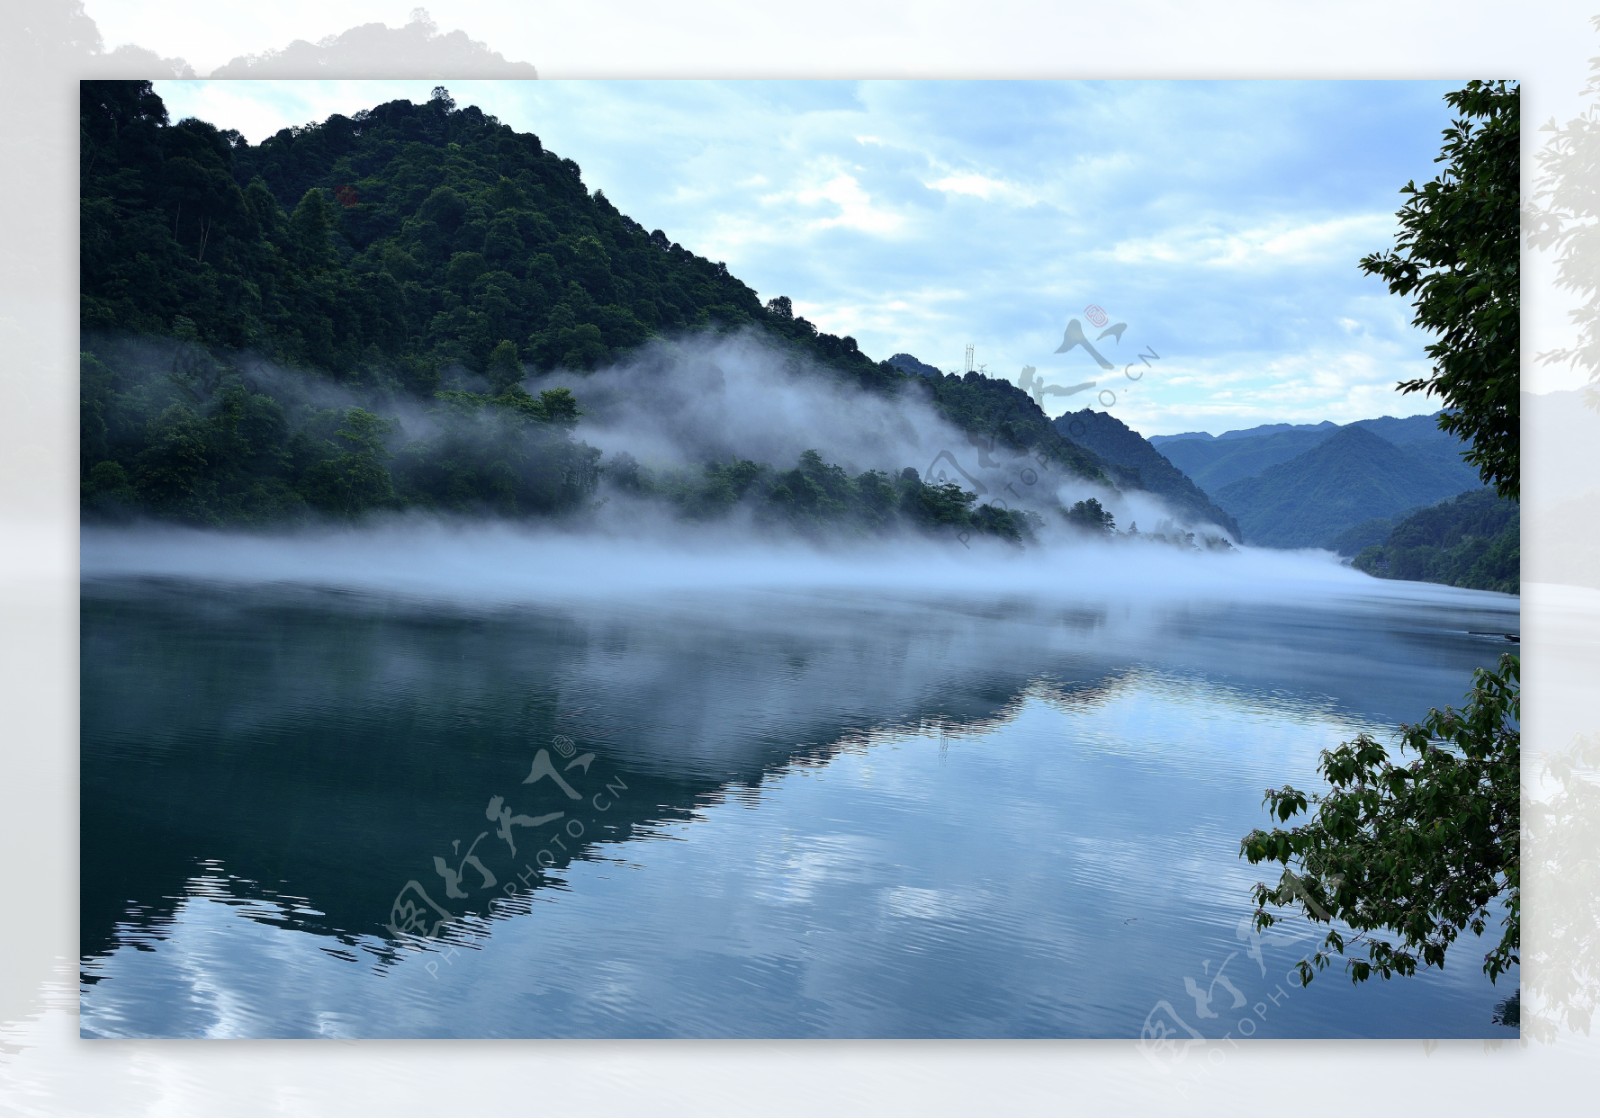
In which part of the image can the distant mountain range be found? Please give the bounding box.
[1150,421,1337,447]
[1150,413,1485,549]
[1156,426,1337,494]
[1208,424,1482,548]
[1052,409,1240,537]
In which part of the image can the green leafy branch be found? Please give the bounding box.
[1241,653,1519,987]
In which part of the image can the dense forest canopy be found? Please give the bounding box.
[1350,488,1519,594]
[1053,408,1241,538]
[79,81,1121,542]
[83,81,855,381]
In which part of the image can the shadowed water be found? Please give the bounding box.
[79,571,1519,1038]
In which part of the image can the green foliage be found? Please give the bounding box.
[79,351,118,472]
[1243,83,1523,1013]
[1135,519,1234,553]
[1327,513,1399,558]
[1056,408,1239,536]
[133,402,216,520]
[300,407,397,517]
[78,81,1111,541]
[917,371,1106,484]
[1359,80,1519,499]
[535,386,580,428]
[1066,498,1115,534]
[614,452,1039,545]
[77,335,600,525]
[79,80,917,393]
[485,339,523,393]
[1351,488,1519,594]
[1241,655,1520,987]
[389,388,601,518]
[1214,424,1483,549]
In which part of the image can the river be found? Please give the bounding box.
[78,531,1520,1038]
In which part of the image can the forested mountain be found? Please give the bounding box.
[886,353,942,378]
[1350,489,1519,594]
[1212,425,1487,548]
[1052,409,1240,537]
[80,81,902,389]
[77,81,1109,541]
[1155,426,1339,494]
[1350,413,1472,457]
[1325,513,1401,557]
[1154,413,1477,500]
[1149,420,1337,447]
[923,372,1106,483]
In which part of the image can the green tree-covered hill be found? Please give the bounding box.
[1213,424,1483,548]
[1053,408,1240,538]
[81,81,904,390]
[1155,425,1338,494]
[1154,412,1479,500]
[78,81,1107,538]
[1351,488,1519,593]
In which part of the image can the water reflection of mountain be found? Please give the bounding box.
[80,579,1515,974]
[80,581,1123,970]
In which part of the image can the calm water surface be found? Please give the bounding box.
[79,576,1520,1038]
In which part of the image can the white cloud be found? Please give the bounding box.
[791,286,968,345]
[794,172,909,236]
[924,170,1036,205]
[1096,211,1397,270]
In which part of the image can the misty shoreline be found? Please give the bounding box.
[79,519,1517,614]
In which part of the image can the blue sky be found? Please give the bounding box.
[154,78,1464,436]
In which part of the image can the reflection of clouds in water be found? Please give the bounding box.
[72,676,1512,1041]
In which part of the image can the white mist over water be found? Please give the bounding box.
[79,516,1511,616]
[82,328,1507,614]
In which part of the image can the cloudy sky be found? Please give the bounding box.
[153,78,1466,436]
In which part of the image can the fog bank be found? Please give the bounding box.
[535,329,1224,538]
[80,518,1515,615]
